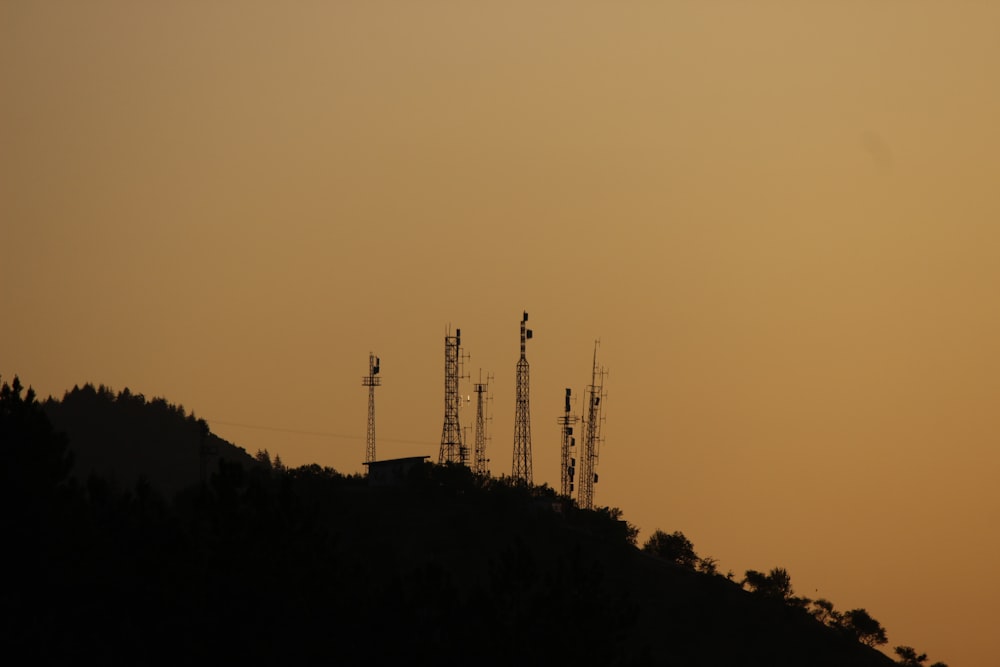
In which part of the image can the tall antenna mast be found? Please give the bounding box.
[473,370,494,476]
[578,340,607,510]
[512,311,533,484]
[362,352,381,464]
[558,388,580,498]
[439,327,468,465]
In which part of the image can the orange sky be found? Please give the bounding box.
[3,2,999,663]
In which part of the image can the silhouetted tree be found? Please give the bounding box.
[894,645,948,667]
[597,506,640,546]
[840,608,887,647]
[255,449,272,468]
[809,598,842,626]
[742,567,811,606]
[643,530,698,568]
[0,375,73,499]
[696,555,719,575]
[895,647,928,666]
[743,567,794,601]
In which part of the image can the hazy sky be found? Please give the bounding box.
[3,2,999,663]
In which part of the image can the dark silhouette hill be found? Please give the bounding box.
[3,376,910,666]
[42,383,254,497]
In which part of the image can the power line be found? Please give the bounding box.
[208,419,436,447]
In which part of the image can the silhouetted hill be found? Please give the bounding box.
[3,376,904,665]
[269,465,897,666]
[42,383,254,497]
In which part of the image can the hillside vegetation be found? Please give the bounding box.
[43,383,254,496]
[1,376,946,666]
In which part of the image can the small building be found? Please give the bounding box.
[363,455,430,487]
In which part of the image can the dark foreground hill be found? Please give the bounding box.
[43,383,254,496]
[2,377,898,666]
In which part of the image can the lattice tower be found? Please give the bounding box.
[439,328,468,464]
[512,311,533,484]
[362,352,381,464]
[578,341,606,510]
[473,370,494,476]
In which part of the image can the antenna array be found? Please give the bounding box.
[473,370,493,476]
[577,341,607,509]
[558,388,580,498]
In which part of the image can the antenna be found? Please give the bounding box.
[362,352,382,465]
[473,370,494,476]
[578,340,607,510]
[512,311,533,484]
[439,326,468,465]
[558,387,580,498]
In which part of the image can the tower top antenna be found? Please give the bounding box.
[520,311,533,359]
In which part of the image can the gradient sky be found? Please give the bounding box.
[3,2,999,663]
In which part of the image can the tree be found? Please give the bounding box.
[894,646,948,667]
[642,530,698,569]
[894,647,927,666]
[841,608,887,647]
[597,506,640,547]
[809,598,842,626]
[743,567,794,601]
[696,555,718,576]
[0,375,73,499]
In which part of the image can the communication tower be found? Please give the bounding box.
[558,388,580,498]
[578,341,607,510]
[512,311,533,484]
[362,352,381,464]
[473,370,494,476]
[439,327,468,464]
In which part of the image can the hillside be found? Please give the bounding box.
[42,383,255,497]
[3,377,907,665]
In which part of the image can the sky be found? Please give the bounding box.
[3,2,999,663]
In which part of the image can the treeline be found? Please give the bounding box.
[42,382,253,497]
[640,528,948,666]
[48,381,207,427]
